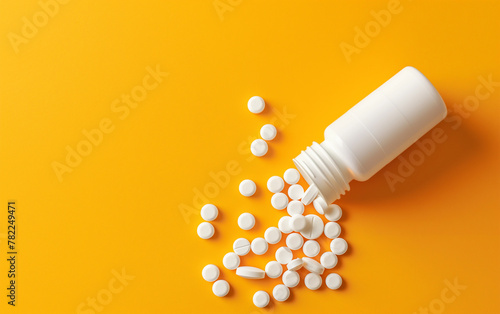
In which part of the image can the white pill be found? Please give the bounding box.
[223,252,240,270]
[300,214,324,240]
[290,214,307,232]
[265,261,283,278]
[284,168,300,185]
[324,204,343,221]
[251,237,268,255]
[302,257,325,275]
[248,96,265,114]
[251,139,268,157]
[197,222,215,239]
[273,284,290,302]
[267,176,284,193]
[313,197,328,215]
[233,238,251,256]
[324,222,341,239]
[286,233,304,250]
[236,266,265,279]
[202,264,220,282]
[278,216,293,234]
[320,252,338,269]
[260,124,277,141]
[276,247,293,264]
[271,193,288,210]
[305,273,322,290]
[264,227,282,244]
[286,258,304,271]
[325,273,342,290]
[287,200,304,216]
[303,240,320,257]
[282,270,300,288]
[212,280,230,297]
[253,291,270,308]
[301,185,319,205]
[330,238,348,255]
[288,184,305,200]
[200,204,218,221]
[238,213,255,230]
[239,179,256,197]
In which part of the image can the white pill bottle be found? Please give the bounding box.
[293,66,447,204]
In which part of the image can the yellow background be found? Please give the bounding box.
[1,0,499,313]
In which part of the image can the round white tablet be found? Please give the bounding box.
[305,273,322,290]
[324,222,341,239]
[290,214,307,232]
[282,270,300,288]
[212,280,230,297]
[222,252,240,270]
[287,200,304,216]
[278,216,293,234]
[286,258,303,271]
[250,139,268,157]
[303,240,320,257]
[330,238,348,255]
[260,124,277,141]
[273,284,290,302]
[202,264,220,282]
[233,238,251,256]
[300,214,324,240]
[301,185,319,205]
[251,237,268,255]
[267,176,284,193]
[284,168,300,185]
[200,204,218,221]
[324,204,343,221]
[197,222,215,239]
[286,233,304,250]
[264,227,282,244]
[288,184,305,200]
[302,257,325,275]
[236,266,265,279]
[313,197,328,215]
[271,193,288,210]
[265,261,283,278]
[248,96,265,114]
[276,247,293,264]
[239,179,257,197]
[253,291,270,308]
[238,213,255,230]
[320,252,338,269]
[325,273,342,290]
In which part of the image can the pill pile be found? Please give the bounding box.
[197,96,347,307]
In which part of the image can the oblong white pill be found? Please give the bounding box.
[324,222,341,239]
[305,273,322,290]
[290,214,307,232]
[276,247,293,264]
[303,240,320,258]
[251,237,268,255]
[284,168,300,185]
[330,238,348,255]
[212,280,230,297]
[233,238,251,256]
[238,213,255,230]
[300,214,324,240]
[253,291,270,308]
[222,252,240,270]
[239,179,256,197]
[325,273,342,290]
[288,184,305,200]
[302,257,325,275]
[260,124,277,141]
[202,264,220,282]
[301,185,319,206]
[248,96,265,114]
[200,204,218,221]
[251,139,268,157]
[282,270,300,288]
[278,216,293,234]
[236,266,265,279]
[264,227,282,244]
[197,222,215,239]
[265,261,283,278]
[286,233,304,250]
[267,176,284,193]
[273,284,290,302]
[287,200,304,216]
[324,204,343,221]
[320,252,338,269]
[286,258,304,271]
[313,197,328,215]
[271,192,288,210]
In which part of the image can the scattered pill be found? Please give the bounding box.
[284,168,300,185]
[287,258,304,271]
[305,273,322,290]
[233,238,251,256]
[251,139,268,157]
[324,204,343,221]
[287,200,305,216]
[313,197,327,215]
[260,124,277,141]
[253,291,270,308]
[223,252,240,270]
[248,96,265,114]
[290,214,307,232]
[273,284,290,302]
[212,280,230,297]
[302,257,325,275]
[325,273,342,290]
[303,240,320,257]
[300,214,324,240]
[267,176,285,193]
[320,252,338,269]
[276,247,293,264]
[239,179,257,197]
[236,266,266,279]
[238,213,255,230]
[324,222,341,239]
[200,204,218,221]
[202,264,220,282]
[265,261,283,279]
[251,237,268,255]
[271,193,288,210]
[278,216,293,234]
[264,227,282,244]
[301,185,319,205]
[286,233,304,250]
[288,184,305,200]
[197,222,215,239]
[330,238,348,255]
[282,270,300,288]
